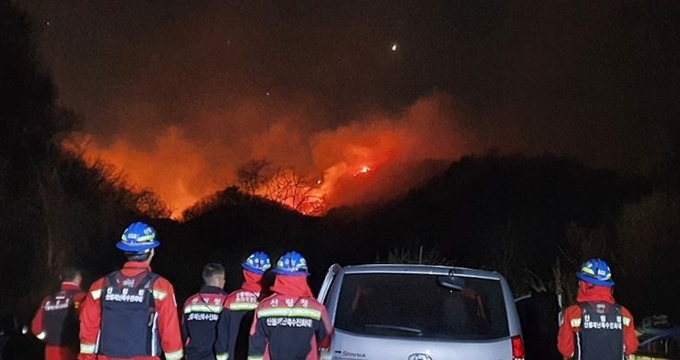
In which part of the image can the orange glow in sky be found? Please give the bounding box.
[76,94,473,218]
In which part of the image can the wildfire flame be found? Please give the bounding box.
[354,165,372,176]
[74,93,470,218]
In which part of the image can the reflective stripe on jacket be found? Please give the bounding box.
[248,294,332,360]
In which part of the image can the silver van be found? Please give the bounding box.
[317,264,525,360]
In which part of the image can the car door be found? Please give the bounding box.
[317,263,342,304]
[514,292,562,360]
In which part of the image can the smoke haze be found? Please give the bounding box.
[80,92,475,214]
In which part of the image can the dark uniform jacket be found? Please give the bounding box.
[181,285,229,360]
[217,288,260,360]
[32,282,86,360]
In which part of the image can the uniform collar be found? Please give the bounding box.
[122,261,152,272]
[270,274,313,297]
[576,281,616,304]
[200,285,227,294]
[241,269,263,292]
[60,282,81,291]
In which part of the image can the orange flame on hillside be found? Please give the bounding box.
[354,165,373,176]
[75,93,474,218]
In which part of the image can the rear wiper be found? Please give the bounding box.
[365,324,423,335]
[437,275,467,291]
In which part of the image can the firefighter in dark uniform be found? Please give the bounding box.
[558,258,639,360]
[78,221,184,360]
[181,263,229,360]
[248,251,332,360]
[31,267,86,360]
[215,252,271,360]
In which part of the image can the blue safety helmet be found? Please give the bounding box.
[273,251,309,276]
[116,222,160,252]
[576,258,614,287]
[242,251,272,275]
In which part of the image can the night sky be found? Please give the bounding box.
[14,0,680,213]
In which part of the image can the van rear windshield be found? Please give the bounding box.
[334,273,509,340]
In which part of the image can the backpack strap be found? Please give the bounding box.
[104,270,120,289]
[104,270,159,291]
[136,271,158,291]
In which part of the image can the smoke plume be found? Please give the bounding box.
[80,92,475,216]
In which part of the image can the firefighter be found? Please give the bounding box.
[215,252,271,360]
[31,267,86,360]
[557,258,639,360]
[77,221,184,360]
[181,263,229,360]
[248,251,332,360]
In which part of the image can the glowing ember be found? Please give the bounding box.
[354,165,372,176]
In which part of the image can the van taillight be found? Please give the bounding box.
[512,335,525,360]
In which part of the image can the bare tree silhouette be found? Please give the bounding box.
[236,159,271,195]
[264,169,326,215]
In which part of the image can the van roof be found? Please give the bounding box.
[339,263,504,280]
